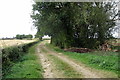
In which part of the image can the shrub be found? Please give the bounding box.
[2,41,38,76]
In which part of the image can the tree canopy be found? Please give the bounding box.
[31,2,118,49]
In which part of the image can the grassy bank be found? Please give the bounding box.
[46,44,119,77]
[2,41,39,77]
[3,42,43,78]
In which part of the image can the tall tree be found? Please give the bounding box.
[31,2,118,49]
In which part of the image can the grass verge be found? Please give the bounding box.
[4,42,43,78]
[46,44,119,78]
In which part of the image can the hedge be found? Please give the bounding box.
[2,41,39,76]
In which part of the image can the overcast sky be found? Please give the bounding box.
[0,0,119,38]
[0,0,37,38]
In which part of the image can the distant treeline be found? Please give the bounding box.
[0,34,33,40]
[1,38,15,40]
[16,34,33,40]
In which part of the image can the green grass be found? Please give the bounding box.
[4,42,43,78]
[46,44,119,77]
[48,54,82,78]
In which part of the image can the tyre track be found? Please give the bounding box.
[37,44,54,78]
[36,40,116,78]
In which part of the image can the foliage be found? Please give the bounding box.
[2,41,39,77]
[4,42,43,78]
[16,34,33,40]
[31,2,118,49]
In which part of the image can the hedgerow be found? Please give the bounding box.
[2,41,38,76]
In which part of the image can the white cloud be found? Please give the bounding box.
[0,0,37,38]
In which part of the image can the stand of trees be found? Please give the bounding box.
[31,2,118,49]
[16,34,33,40]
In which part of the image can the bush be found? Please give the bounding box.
[2,41,38,76]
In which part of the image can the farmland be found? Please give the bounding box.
[1,1,120,79]
[0,39,37,48]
